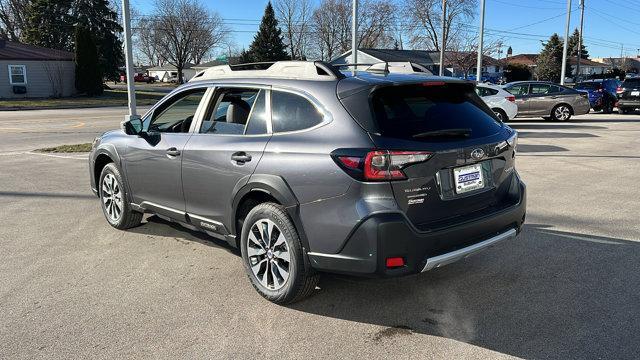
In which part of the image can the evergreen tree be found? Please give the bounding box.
[246,2,288,62]
[74,25,103,96]
[568,28,589,60]
[536,34,567,83]
[22,0,123,82]
[22,0,73,51]
[72,0,124,82]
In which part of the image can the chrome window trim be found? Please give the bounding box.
[142,85,210,132]
[269,85,334,136]
[192,83,273,137]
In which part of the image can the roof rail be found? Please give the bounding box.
[191,60,344,81]
[332,62,433,76]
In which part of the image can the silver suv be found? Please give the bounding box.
[89,61,526,304]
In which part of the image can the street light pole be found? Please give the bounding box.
[439,0,447,76]
[351,0,358,73]
[121,0,138,121]
[475,0,486,83]
[560,0,572,85]
[576,0,585,81]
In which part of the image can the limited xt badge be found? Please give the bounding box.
[471,148,485,160]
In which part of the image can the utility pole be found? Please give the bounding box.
[575,0,585,81]
[351,0,358,73]
[439,0,447,76]
[560,0,572,85]
[121,0,138,121]
[475,0,486,83]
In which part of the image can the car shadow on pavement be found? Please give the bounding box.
[128,215,240,256]
[291,224,640,359]
[516,144,569,153]
[509,124,606,130]
[517,131,598,139]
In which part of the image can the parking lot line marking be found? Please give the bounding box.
[71,122,85,128]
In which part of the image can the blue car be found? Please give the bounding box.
[575,79,620,113]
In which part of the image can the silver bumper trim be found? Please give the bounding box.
[421,228,517,272]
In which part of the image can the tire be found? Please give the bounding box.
[99,163,142,230]
[619,107,630,114]
[550,104,572,121]
[492,108,508,122]
[241,202,319,304]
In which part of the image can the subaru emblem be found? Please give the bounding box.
[471,148,485,160]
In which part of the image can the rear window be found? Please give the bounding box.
[365,84,502,140]
[576,82,602,90]
[623,78,640,88]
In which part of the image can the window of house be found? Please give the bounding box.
[8,65,26,85]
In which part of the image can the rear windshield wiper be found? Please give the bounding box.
[412,128,472,139]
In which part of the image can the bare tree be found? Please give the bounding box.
[446,32,503,78]
[357,0,396,49]
[135,16,163,66]
[152,0,229,83]
[0,0,30,41]
[189,11,228,65]
[312,0,349,61]
[404,0,476,51]
[275,0,313,60]
[311,0,396,61]
[42,62,66,98]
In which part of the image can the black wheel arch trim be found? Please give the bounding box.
[230,174,311,254]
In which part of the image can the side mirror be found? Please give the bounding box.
[122,118,143,135]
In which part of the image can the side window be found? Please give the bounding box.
[271,90,324,133]
[245,90,268,135]
[548,85,562,94]
[507,84,529,96]
[475,87,487,97]
[200,88,266,135]
[530,84,551,95]
[148,88,206,133]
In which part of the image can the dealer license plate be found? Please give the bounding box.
[454,164,485,194]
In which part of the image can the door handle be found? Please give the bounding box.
[166,147,181,157]
[231,152,252,164]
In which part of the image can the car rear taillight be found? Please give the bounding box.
[617,86,624,94]
[506,95,515,102]
[336,150,432,181]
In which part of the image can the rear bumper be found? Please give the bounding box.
[618,99,640,108]
[308,178,526,277]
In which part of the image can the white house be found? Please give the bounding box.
[0,40,75,98]
[148,63,196,83]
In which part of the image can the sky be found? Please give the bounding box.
[130,0,640,60]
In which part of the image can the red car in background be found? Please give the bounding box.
[119,73,155,83]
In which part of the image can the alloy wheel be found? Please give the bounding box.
[246,218,291,290]
[102,173,123,222]
[554,105,571,121]
[493,110,504,121]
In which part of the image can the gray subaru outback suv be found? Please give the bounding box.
[89,61,526,304]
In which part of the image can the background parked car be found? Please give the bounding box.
[575,79,619,113]
[476,83,518,121]
[503,81,590,121]
[119,72,155,83]
[617,77,640,114]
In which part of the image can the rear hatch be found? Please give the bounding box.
[339,81,519,231]
[575,82,603,104]
[620,78,640,101]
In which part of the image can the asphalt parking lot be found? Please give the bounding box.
[1,108,639,359]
